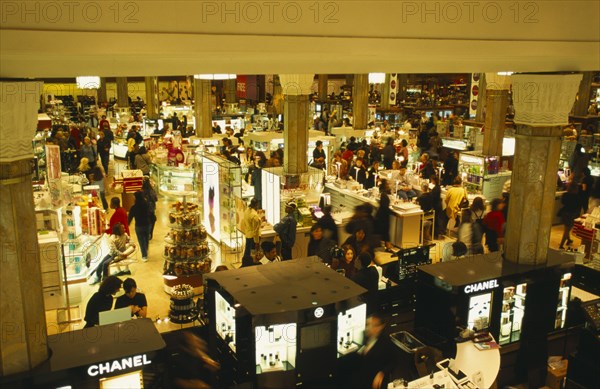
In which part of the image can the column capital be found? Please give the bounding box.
[484,73,512,90]
[0,81,43,163]
[512,74,582,127]
[279,74,314,95]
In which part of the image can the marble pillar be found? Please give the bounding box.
[115,77,129,108]
[475,74,487,123]
[279,74,313,182]
[224,79,237,104]
[0,81,49,376]
[283,95,310,177]
[504,74,583,265]
[144,77,159,119]
[380,74,391,111]
[572,72,593,116]
[97,78,108,105]
[353,74,369,130]
[193,78,212,138]
[482,73,511,156]
[318,74,328,101]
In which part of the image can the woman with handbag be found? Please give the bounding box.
[445,176,468,230]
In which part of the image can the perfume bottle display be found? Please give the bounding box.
[337,304,367,357]
[215,291,236,352]
[255,323,297,374]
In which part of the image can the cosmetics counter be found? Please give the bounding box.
[458,152,512,200]
[324,182,424,248]
[204,257,367,388]
[415,250,575,356]
[150,164,198,199]
[330,126,376,146]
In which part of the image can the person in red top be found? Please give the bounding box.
[106,197,130,236]
[342,147,354,162]
[483,198,505,252]
[70,126,81,149]
[98,115,110,132]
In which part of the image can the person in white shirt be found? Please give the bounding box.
[259,241,281,264]
[241,198,262,266]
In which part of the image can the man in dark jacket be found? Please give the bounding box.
[273,202,297,260]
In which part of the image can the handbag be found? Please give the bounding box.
[459,189,469,209]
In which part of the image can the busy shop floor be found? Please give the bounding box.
[44,165,582,337]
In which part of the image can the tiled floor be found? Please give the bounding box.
[44,161,585,336]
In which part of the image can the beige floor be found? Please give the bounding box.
[44,162,582,335]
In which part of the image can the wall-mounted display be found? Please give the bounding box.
[336,304,366,357]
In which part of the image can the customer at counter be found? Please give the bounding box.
[430,175,445,238]
[307,224,336,264]
[417,182,435,243]
[273,202,297,260]
[332,244,357,278]
[375,179,394,253]
[343,226,376,260]
[316,205,338,244]
[332,151,349,179]
[352,252,379,294]
[444,176,467,230]
[365,160,381,190]
[483,198,506,252]
[382,137,396,169]
[349,157,368,187]
[259,241,281,264]
[395,167,417,201]
[442,151,459,186]
[84,275,123,328]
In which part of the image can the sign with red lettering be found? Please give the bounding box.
[236,75,247,98]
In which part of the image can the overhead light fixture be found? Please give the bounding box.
[194,74,236,80]
[497,72,514,76]
[76,76,100,89]
[368,73,386,84]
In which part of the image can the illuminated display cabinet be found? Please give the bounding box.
[204,257,367,388]
[415,250,574,354]
[458,152,512,200]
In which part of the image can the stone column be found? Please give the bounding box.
[97,77,108,105]
[380,74,391,110]
[193,78,212,138]
[353,74,369,129]
[482,73,511,156]
[223,79,237,104]
[504,74,583,265]
[279,74,313,182]
[475,74,487,123]
[144,76,159,119]
[0,81,49,376]
[397,74,408,103]
[318,74,328,101]
[572,72,594,116]
[115,77,129,108]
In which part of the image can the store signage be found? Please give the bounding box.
[314,307,324,318]
[464,279,499,294]
[87,354,151,377]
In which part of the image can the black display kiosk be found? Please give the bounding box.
[204,257,367,388]
[415,250,575,352]
[0,318,166,389]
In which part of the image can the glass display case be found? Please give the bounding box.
[255,323,297,374]
[459,152,512,199]
[467,291,493,331]
[199,152,243,249]
[337,304,367,357]
[555,273,572,330]
[151,164,198,199]
[32,134,47,182]
[215,291,236,352]
[261,167,324,225]
[499,283,527,345]
[63,234,106,282]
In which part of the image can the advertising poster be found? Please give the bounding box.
[202,157,220,241]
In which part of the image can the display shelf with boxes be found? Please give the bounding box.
[38,231,65,310]
[554,272,572,330]
[498,283,527,346]
[162,199,212,296]
[215,290,237,353]
[62,234,107,283]
[458,152,512,200]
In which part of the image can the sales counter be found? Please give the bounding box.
[324,183,424,248]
